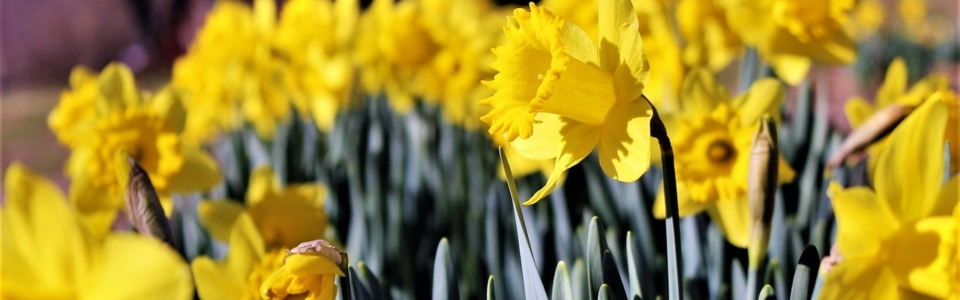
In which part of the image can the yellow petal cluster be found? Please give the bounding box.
[1,163,193,300]
[198,165,330,250]
[260,240,345,300]
[843,57,950,180]
[49,63,221,236]
[480,0,654,205]
[653,69,795,248]
[723,0,858,85]
[821,97,958,299]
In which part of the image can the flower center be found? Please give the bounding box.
[707,140,736,163]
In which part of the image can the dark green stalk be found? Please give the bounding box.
[647,97,683,300]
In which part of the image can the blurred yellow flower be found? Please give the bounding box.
[260,239,346,300]
[199,165,329,250]
[821,98,958,299]
[50,63,221,236]
[723,0,857,85]
[843,57,950,180]
[274,0,359,133]
[898,0,956,47]
[653,69,795,247]
[1,163,193,300]
[172,0,291,142]
[480,0,653,205]
[49,66,100,147]
[845,0,884,41]
[355,0,440,113]
[193,212,287,300]
[676,0,742,71]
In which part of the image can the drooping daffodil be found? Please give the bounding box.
[821,96,958,299]
[1,163,193,300]
[480,0,653,205]
[653,69,795,248]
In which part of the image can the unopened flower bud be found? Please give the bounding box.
[748,115,777,268]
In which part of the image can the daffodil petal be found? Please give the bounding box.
[197,200,246,243]
[150,88,187,134]
[827,182,896,259]
[679,68,726,116]
[69,175,121,237]
[844,96,873,128]
[819,260,898,300]
[250,189,327,249]
[706,197,750,248]
[887,217,956,299]
[84,235,193,300]
[765,53,810,86]
[876,57,907,108]
[597,0,639,72]
[283,254,346,276]
[524,120,600,205]
[168,147,221,193]
[96,63,140,115]
[767,27,857,66]
[228,213,266,277]
[510,113,564,160]
[876,99,948,220]
[192,257,246,300]
[653,182,708,219]
[736,78,784,126]
[3,163,91,297]
[561,22,599,66]
[611,25,649,103]
[247,165,281,205]
[598,99,652,182]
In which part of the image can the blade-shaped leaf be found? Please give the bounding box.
[552,262,575,300]
[625,232,643,299]
[597,284,615,300]
[488,276,496,300]
[499,148,549,300]
[789,245,820,300]
[602,250,628,300]
[759,285,776,300]
[586,217,609,300]
[433,238,460,300]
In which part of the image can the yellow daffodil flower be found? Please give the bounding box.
[843,57,949,180]
[172,0,292,142]
[193,212,289,299]
[50,63,221,236]
[541,0,684,113]
[676,0,742,71]
[480,0,653,205]
[821,98,958,299]
[723,0,858,85]
[1,163,193,299]
[273,0,359,133]
[355,0,440,113]
[260,239,346,300]
[653,69,795,248]
[198,165,330,250]
[845,0,884,41]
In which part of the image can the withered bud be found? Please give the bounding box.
[286,239,349,275]
[827,104,911,168]
[748,115,778,268]
[115,151,176,249]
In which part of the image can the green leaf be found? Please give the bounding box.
[586,217,609,300]
[602,250,628,300]
[487,276,496,300]
[732,259,746,300]
[789,246,820,300]
[433,238,460,300]
[759,285,776,300]
[552,262,575,300]
[572,259,588,300]
[357,261,385,300]
[597,284,615,300]
[625,232,643,299]
[499,148,549,300]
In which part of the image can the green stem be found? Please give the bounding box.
[648,98,683,300]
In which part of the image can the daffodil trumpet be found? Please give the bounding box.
[647,95,683,300]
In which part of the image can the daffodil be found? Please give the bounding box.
[193,211,289,300]
[676,0,742,71]
[480,0,653,205]
[260,239,347,300]
[541,0,684,112]
[842,57,949,180]
[50,63,221,236]
[355,0,440,113]
[653,69,795,247]
[820,98,958,299]
[48,66,99,147]
[1,163,193,299]
[845,0,884,41]
[273,0,359,133]
[723,0,858,85]
[198,165,330,250]
[172,0,292,142]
